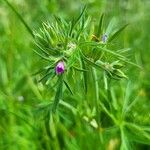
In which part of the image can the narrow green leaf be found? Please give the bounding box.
[45,110,52,139]
[64,80,73,95]
[52,75,63,112]
[38,71,54,84]
[103,71,108,90]
[116,48,131,54]
[75,5,86,25]
[32,66,54,76]
[59,100,77,115]
[97,13,104,38]
[4,0,34,38]
[33,49,50,61]
[120,126,131,150]
[105,17,117,35]
[81,52,105,70]
[97,46,126,59]
[42,23,51,42]
[118,58,142,69]
[98,101,116,123]
[73,66,88,72]
[81,57,88,93]
[97,46,141,68]
[34,42,50,56]
[121,82,132,116]
[69,5,86,36]
[125,122,150,144]
[108,24,129,42]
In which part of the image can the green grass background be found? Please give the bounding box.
[0,0,150,149]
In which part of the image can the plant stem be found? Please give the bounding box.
[92,67,104,143]
[52,75,64,113]
[92,68,100,123]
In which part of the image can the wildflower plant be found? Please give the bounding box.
[33,7,131,112]
[4,1,150,149]
[31,6,150,149]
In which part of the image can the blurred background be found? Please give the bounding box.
[0,0,150,149]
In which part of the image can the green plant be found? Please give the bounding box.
[2,1,150,150]
[31,6,150,150]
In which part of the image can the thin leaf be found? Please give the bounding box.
[4,0,34,38]
[108,24,129,42]
[97,13,104,38]
[122,82,132,116]
[38,71,54,84]
[103,71,108,90]
[64,80,73,95]
[98,101,116,123]
[97,46,141,68]
[45,110,52,139]
[97,46,126,59]
[81,57,88,93]
[32,66,54,76]
[42,23,52,44]
[52,75,63,112]
[73,66,88,72]
[105,17,117,35]
[34,42,50,56]
[81,52,105,70]
[125,122,150,144]
[33,49,50,61]
[120,126,131,150]
[59,100,77,115]
[69,5,86,36]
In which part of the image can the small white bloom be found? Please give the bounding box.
[67,42,76,51]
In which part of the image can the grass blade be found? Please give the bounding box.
[33,49,50,61]
[97,13,104,38]
[97,46,141,68]
[69,5,86,36]
[80,51,105,70]
[108,24,129,42]
[4,0,34,38]
[38,71,54,84]
[120,126,131,150]
[73,66,88,72]
[125,122,150,144]
[52,75,63,112]
[64,79,73,95]
[81,57,88,93]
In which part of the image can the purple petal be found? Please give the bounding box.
[102,34,108,43]
[55,61,65,75]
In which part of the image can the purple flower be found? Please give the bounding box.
[55,61,65,75]
[102,34,108,43]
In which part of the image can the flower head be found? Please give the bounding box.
[55,61,65,75]
[67,42,76,51]
[102,34,108,43]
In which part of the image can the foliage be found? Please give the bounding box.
[0,0,150,150]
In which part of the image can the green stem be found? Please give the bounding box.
[52,75,64,113]
[80,56,88,94]
[92,68,104,143]
[92,68,99,107]
[92,68,100,123]
[120,125,129,150]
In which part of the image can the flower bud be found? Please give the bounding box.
[102,34,108,43]
[55,61,65,75]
